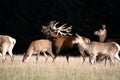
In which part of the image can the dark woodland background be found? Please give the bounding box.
[0,0,120,54]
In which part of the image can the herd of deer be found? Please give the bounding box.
[0,21,120,68]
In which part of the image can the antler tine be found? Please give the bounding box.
[49,21,56,26]
[56,25,72,36]
[53,22,59,30]
[63,26,72,32]
[57,23,67,30]
[49,21,56,28]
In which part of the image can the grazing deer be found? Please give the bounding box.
[72,33,120,68]
[22,39,55,63]
[41,21,91,63]
[94,24,120,65]
[0,35,16,63]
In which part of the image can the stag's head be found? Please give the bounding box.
[41,21,72,38]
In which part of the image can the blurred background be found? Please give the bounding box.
[0,0,120,54]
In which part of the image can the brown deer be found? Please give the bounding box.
[41,21,91,63]
[72,33,120,68]
[94,24,120,65]
[0,35,16,63]
[22,39,55,63]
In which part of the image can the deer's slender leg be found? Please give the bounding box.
[66,52,69,63]
[8,50,14,63]
[43,52,48,63]
[36,53,39,64]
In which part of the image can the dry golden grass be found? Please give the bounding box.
[0,55,120,80]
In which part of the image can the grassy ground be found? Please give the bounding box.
[0,55,120,80]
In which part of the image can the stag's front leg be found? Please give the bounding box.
[66,52,69,63]
[52,48,60,63]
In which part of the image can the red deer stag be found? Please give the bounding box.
[94,24,120,65]
[0,35,16,63]
[41,21,91,63]
[22,39,55,63]
[72,33,120,68]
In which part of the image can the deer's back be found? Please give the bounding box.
[29,39,52,51]
[89,42,118,54]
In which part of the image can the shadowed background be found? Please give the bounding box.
[0,0,120,54]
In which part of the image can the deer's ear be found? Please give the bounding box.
[75,33,81,38]
[102,24,106,29]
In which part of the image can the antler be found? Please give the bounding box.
[49,21,59,30]
[49,21,72,36]
[56,25,72,36]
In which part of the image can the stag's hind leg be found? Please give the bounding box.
[66,52,69,63]
[52,48,60,63]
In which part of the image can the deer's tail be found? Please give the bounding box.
[113,42,120,62]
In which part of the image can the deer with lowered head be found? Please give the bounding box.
[41,21,91,63]
[72,33,120,68]
[22,39,55,63]
[0,35,16,63]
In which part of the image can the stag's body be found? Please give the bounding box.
[41,21,91,63]
[0,35,16,63]
[73,34,120,68]
[22,39,55,63]
[53,35,90,63]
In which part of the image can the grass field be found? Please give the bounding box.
[0,55,120,80]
